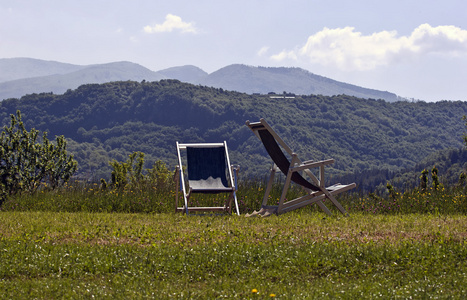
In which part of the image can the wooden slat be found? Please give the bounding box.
[281,192,324,210]
[176,207,226,212]
[280,183,356,212]
[178,143,225,149]
[280,195,327,214]
[290,159,335,172]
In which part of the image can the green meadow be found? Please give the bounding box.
[1,181,467,299]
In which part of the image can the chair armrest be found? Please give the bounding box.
[291,159,335,172]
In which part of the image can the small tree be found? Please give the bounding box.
[420,169,429,190]
[147,160,172,190]
[0,111,77,201]
[459,172,466,186]
[431,166,439,190]
[108,151,172,190]
[109,151,145,189]
[386,182,397,200]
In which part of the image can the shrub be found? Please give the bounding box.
[0,111,77,203]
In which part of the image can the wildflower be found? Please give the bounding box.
[270,293,276,297]
[252,289,258,294]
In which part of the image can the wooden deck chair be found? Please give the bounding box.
[174,141,240,215]
[245,119,356,217]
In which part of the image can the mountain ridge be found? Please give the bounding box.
[0,57,86,82]
[0,58,401,102]
[0,61,165,99]
[199,64,399,101]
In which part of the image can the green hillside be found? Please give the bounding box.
[0,80,466,187]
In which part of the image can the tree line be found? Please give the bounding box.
[1,80,467,190]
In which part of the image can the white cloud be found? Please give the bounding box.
[270,50,297,61]
[271,24,467,71]
[144,14,198,34]
[410,24,467,54]
[257,46,269,56]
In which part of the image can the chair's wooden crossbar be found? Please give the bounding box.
[176,206,226,212]
[178,143,225,149]
[246,118,356,216]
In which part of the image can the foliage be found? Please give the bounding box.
[2,167,467,216]
[0,111,77,203]
[351,185,467,215]
[462,115,467,146]
[420,168,429,190]
[109,152,144,188]
[1,81,467,184]
[109,151,172,191]
[431,166,440,190]
[375,148,467,194]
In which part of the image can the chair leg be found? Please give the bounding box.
[278,170,293,214]
[233,191,240,215]
[316,200,332,216]
[324,190,348,216]
[226,193,234,214]
[184,188,192,215]
[262,165,276,207]
[175,170,180,213]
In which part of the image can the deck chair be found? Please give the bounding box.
[245,119,356,217]
[174,141,240,215]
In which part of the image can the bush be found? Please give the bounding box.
[0,111,77,203]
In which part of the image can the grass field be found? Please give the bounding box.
[1,177,467,298]
[1,210,466,299]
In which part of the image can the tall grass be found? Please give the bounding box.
[349,186,467,215]
[2,177,467,215]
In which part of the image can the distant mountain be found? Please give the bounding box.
[0,57,86,82]
[0,61,164,100]
[0,58,400,102]
[156,65,208,84]
[199,65,400,101]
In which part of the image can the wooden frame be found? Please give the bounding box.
[174,141,240,215]
[245,118,356,216]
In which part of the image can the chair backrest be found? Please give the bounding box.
[186,146,229,190]
[177,142,233,192]
[248,120,320,191]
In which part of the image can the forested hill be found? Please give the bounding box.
[0,80,466,185]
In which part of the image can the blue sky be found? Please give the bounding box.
[1,0,466,101]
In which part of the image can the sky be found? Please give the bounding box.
[1,0,467,102]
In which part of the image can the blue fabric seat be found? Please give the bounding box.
[175,142,240,215]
